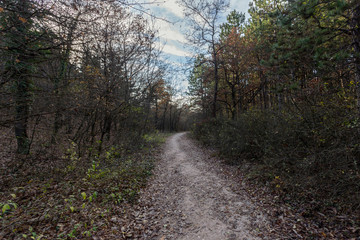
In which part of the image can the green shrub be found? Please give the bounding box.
[192,105,360,215]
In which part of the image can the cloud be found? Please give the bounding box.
[140,0,188,47]
[157,21,186,43]
[158,0,184,18]
[161,43,190,57]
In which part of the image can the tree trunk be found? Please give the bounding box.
[155,96,159,129]
[161,102,168,132]
[351,2,360,114]
[231,85,236,120]
[263,76,269,109]
[11,0,32,154]
[15,77,31,154]
[212,46,219,118]
[52,13,81,142]
[169,105,173,132]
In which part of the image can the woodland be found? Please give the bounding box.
[0,0,359,239]
[0,0,188,238]
[186,0,360,238]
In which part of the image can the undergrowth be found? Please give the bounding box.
[192,104,360,238]
[0,132,167,239]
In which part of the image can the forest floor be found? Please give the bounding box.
[1,132,344,239]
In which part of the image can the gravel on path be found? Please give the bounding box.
[136,133,268,240]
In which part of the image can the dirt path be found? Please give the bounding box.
[137,133,268,239]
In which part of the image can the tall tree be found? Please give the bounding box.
[178,0,229,118]
[188,54,212,117]
[1,0,50,154]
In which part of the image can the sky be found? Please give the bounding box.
[151,0,250,57]
[138,0,252,93]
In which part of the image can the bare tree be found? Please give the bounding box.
[0,0,169,155]
[178,0,229,118]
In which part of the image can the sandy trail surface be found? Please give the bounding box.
[137,132,268,240]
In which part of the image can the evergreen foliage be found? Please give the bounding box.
[190,0,360,237]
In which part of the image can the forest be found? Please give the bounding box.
[0,0,359,239]
[187,0,360,238]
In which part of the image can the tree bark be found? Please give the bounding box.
[12,0,32,154]
[212,61,219,118]
[351,3,360,114]
[15,76,31,154]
